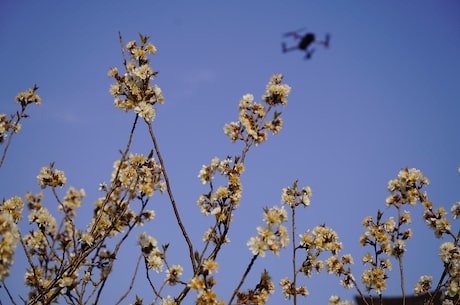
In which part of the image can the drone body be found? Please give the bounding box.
[282,28,330,59]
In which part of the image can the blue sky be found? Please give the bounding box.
[1,1,460,304]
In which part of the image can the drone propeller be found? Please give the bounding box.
[324,33,331,48]
[282,27,307,37]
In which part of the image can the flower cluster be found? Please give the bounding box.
[1,85,41,169]
[194,289,225,305]
[139,232,164,273]
[360,267,387,295]
[328,295,354,305]
[236,269,275,305]
[15,84,42,109]
[298,225,355,290]
[187,259,223,304]
[59,187,85,217]
[359,214,393,294]
[357,168,431,296]
[0,196,22,280]
[223,74,290,145]
[247,206,289,257]
[281,180,312,208]
[280,277,308,299]
[1,85,40,142]
[423,200,454,239]
[198,156,245,244]
[414,275,432,295]
[386,167,429,207]
[36,163,67,189]
[0,113,21,143]
[109,34,164,121]
[111,153,164,199]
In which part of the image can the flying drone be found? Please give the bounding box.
[282,28,331,59]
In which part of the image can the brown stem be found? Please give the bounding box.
[291,205,297,305]
[228,254,258,305]
[146,121,196,273]
[0,110,25,169]
[114,254,142,305]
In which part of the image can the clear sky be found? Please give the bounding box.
[1,1,460,304]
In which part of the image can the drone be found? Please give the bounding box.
[282,28,331,59]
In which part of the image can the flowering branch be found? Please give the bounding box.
[0,84,41,169]
[1,33,460,305]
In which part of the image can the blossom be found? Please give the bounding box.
[451,202,460,219]
[146,43,157,54]
[281,187,295,205]
[134,101,156,121]
[198,164,214,184]
[160,295,177,305]
[1,196,24,221]
[329,296,353,305]
[202,259,219,274]
[439,242,458,263]
[383,217,396,233]
[401,210,411,224]
[61,187,85,214]
[28,207,57,234]
[133,64,152,80]
[263,205,288,226]
[301,186,312,206]
[299,231,313,247]
[79,232,94,246]
[223,122,240,142]
[247,236,268,257]
[188,276,206,290]
[166,264,183,285]
[196,288,225,305]
[107,67,118,77]
[239,93,254,108]
[414,275,432,295]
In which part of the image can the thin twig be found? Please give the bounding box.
[291,205,297,305]
[115,254,142,305]
[228,254,258,305]
[1,280,18,305]
[146,121,196,272]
